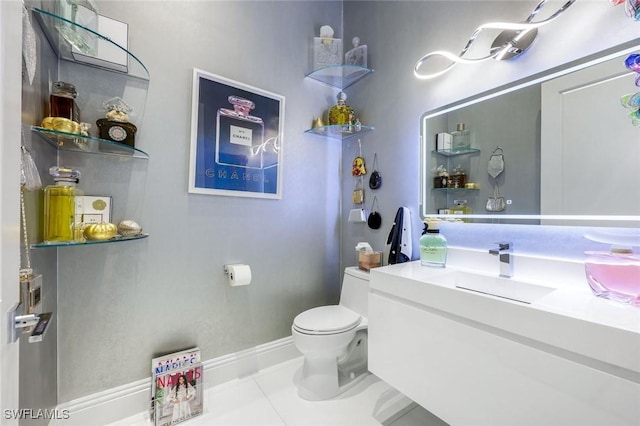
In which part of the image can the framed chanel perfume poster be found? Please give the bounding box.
[188,69,284,199]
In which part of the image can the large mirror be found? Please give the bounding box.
[420,43,640,227]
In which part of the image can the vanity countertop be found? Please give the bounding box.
[369,255,640,377]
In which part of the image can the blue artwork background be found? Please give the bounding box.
[193,74,282,195]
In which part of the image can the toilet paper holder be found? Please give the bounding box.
[223,263,252,286]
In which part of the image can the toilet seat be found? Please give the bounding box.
[293,305,361,335]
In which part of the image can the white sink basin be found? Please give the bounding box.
[428,270,557,304]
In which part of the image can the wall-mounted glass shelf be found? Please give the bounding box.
[31,233,149,249]
[304,125,374,140]
[306,65,373,89]
[32,7,149,81]
[31,126,149,159]
[432,148,481,157]
[432,187,480,192]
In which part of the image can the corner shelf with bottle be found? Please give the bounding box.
[304,30,374,141]
[27,5,150,249]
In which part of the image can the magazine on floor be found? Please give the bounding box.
[150,347,201,423]
[154,362,204,426]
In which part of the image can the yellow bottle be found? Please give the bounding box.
[44,167,83,244]
[328,91,355,126]
[451,199,472,222]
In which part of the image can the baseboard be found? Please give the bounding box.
[49,336,300,426]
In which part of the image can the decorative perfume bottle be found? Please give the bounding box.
[584,230,640,305]
[451,123,471,151]
[53,0,99,56]
[451,199,472,222]
[345,37,367,67]
[43,167,84,244]
[216,95,265,169]
[450,164,467,188]
[96,97,137,148]
[420,220,447,267]
[50,81,80,123]
[328,92,355,126]
[313,25,342,69]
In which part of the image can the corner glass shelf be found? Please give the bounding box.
[432,148,481,157]
[31,7,149,81]
[31,233,149,249]
[31,126,149,159]
[305,65,373,89]
[305,125,374,140]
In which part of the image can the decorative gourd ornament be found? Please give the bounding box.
[84,222,118,241]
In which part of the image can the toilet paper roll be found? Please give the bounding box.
[226,264,252,286]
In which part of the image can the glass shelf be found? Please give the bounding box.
[305,125,374,140]
[305,65,373,89]
[432,187,480,192]
[32,7,149,80]
[31,126,149,159]
[31,233,149,249]
[432,148,481,157]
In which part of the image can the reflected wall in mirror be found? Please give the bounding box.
[420,44,640,227]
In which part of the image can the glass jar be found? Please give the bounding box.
[50,81,80,123]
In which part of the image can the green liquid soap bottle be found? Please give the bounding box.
[420,219,447,267]
[43,166,83,244]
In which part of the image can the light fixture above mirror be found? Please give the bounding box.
[413,0,576,80]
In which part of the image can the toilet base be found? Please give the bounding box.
[296,330,368,401]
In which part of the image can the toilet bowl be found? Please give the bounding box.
[291,267,370,400]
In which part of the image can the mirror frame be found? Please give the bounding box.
[420,40,640,225]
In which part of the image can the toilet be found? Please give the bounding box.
[291,266,370,400]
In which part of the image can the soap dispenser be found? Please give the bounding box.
[419,219,447,267]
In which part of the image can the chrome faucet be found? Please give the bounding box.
[489,242,513,278]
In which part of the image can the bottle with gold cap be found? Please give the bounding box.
[328,91,355,126]
[420,219,448,267]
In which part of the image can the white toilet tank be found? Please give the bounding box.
[339,267,370,318]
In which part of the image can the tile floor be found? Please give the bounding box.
[106,357,447,426]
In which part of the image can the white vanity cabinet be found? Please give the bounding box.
[369,259,640,426]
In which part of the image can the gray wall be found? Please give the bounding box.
[22,0,344,403]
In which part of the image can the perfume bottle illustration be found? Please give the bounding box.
[216,96,265,169]
[345,37,367,68]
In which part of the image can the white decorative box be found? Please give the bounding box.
[81,196,112,224]
[71,15,128,72]
[436,132,452,151]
